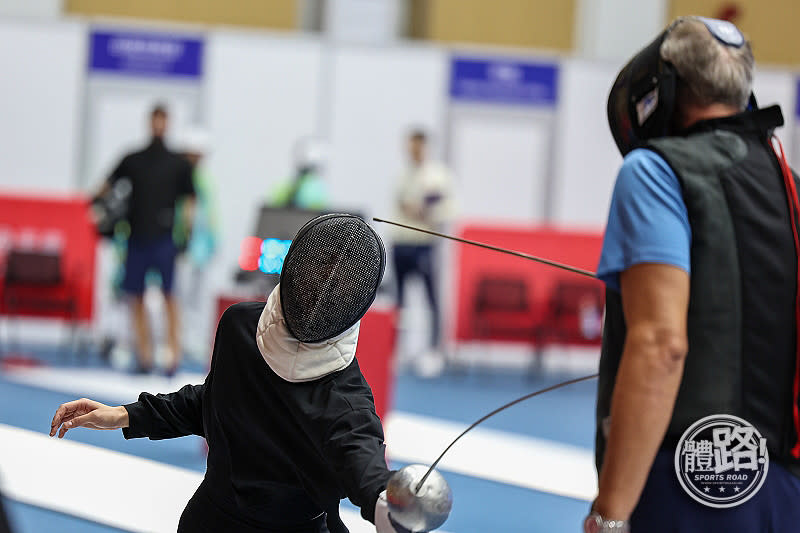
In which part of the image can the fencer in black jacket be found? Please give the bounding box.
[50,287,395,533]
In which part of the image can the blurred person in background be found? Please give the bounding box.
[589,17,800,532]
[174,127,217,267]
[270,137,329,209]
[96,104,195,376]
[392,129,454,377]
[92,190,133,366]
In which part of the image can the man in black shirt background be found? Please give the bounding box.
[98,105,195,375]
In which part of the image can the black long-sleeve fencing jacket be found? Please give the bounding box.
[123,301,391,532]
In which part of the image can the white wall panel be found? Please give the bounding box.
[450,110,551,222]
[326,43,449,224]
[204,31,323,292]
[0,19,85,192]
[552,60,800,228]
[575,0,667,62]
[752,67,796,158]
[0,0,61,19]
[551,58,620,227]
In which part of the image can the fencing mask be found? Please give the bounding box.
[280,214,385,343]
[607,16,752,156]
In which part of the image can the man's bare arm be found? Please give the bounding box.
[594,263,690,519]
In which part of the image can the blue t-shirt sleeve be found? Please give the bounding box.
[597,149,691,291]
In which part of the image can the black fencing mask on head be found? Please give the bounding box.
[280,214,386,343]
[607,16,752,156]
[607,28,675,157]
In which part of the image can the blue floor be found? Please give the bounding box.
[0,377,207,473]
[0,347,597,532]
[5,500,127,533]
[393,370,597,448]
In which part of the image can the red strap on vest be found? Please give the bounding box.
[771,136,800,459]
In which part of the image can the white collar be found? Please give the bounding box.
[255,284,359,383]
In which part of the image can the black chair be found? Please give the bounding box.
[470,275,551,377]
[1,249,78,355]
[541,280,604,345]
[472,275,535,340]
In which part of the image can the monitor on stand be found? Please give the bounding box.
[235,206,362,292]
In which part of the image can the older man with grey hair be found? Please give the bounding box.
[585,16,800,533]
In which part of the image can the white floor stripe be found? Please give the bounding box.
[0,423,198,532]
[0,424,393,533]
[3,366,598,502]
[384,413,597,502]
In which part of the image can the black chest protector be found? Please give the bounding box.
[596,106,800,478]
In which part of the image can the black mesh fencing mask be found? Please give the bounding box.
[280,214,386,343]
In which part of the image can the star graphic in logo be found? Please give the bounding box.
[734,487,740,492]
[719,487,726,492]
[703,487,710,493]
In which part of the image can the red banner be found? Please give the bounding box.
[454,224,604,346]
[0,192,97,321]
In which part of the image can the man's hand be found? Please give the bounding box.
[50,398,129,438]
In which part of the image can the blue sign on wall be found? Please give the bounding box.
[796,78,800,119]
[89,29,203,79]
[450,56,558,107]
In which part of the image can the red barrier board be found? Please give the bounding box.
[454,224,604,346]
[356,308,396,420]
[0,193,97,321]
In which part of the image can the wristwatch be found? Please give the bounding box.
[583,511,630,533]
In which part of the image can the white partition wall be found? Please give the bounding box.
[575,0,667,62]
[551,60,800,228]
[752,67,796,154]
[326,43,449,223]
[0,0,61,19]
[794,79,800,164]
[449,107,553,222]
[445,55,560,223]
[0,18,85,192]
[204,31,323,291]
[550,58,620,228]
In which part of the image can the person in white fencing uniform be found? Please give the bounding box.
[392,129,455,376]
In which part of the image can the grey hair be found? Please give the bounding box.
[660,17,754,109]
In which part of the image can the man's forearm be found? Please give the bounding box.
[595,328,686,519]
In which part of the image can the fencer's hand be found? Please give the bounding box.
[50,398,129,438]
[375,490,417,533]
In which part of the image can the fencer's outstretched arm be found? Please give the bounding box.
[49,383,206,440]
[50,398,130,438]
[122,383,206,440]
